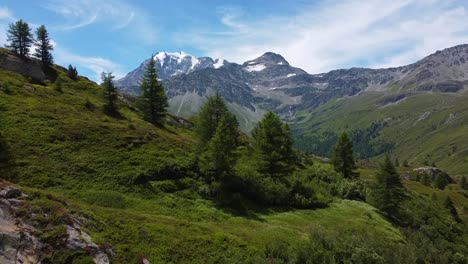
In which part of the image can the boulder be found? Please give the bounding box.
[23,85,36,93]
[0,52,46,82]
[413,166,454,183]
[0,186,22,199]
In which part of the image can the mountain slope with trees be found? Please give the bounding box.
[0,19,467,263]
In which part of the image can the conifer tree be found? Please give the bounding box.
[370,155,406,218]
[54,77,63,92]
[138,56,168,125]
[199,112,239,180]
[195,94,228,152]
[101,72,118,116]
[33,25,53,67]
[433,173,448,190]
[331,132,356,178]
[444,196,461,222]
[460,176,468,190]
[67,65,78,80]
[252,112,295,178]
[6,19,33,57]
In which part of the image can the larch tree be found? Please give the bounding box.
[33,25,53,67]
[331,132,356,178]
[252,112,295,178]
[67,65,78,80]
[101,72,119,116]
[194,94,228,152]
[443,196,461,222]
[6,19,33,57]
[199,112,239,180]
[370,155,406,218]
[138,56,168,125]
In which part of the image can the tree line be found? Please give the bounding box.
[4,19,168,125]
[5,19,54,68]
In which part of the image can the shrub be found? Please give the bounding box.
[264,240,290,263]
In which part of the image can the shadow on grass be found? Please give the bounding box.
[0,133,16,181]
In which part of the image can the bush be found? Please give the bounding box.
[433,172,448,189]
[264,240,290,263]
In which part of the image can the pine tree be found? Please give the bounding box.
[199,112,239,180]
[252,112,295,178]
[101,72,118,116]
[444,196,461,222]
[138,56,168,125]
[433,173,448,190]
[331,132,356,178]
[195,94,228,152]
[460,176,468,190]
[54,77,63,92]
[67,65,78,80]
[394,158,400,167]
[6,19,33,57]
[370,155,406,218]
[33,25,53,67]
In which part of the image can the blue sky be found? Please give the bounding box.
[1,0,468,81]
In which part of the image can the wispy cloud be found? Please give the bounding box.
[0,6,15,21]
[181,0,468,73]
[54,44,126,82]
[0,6,16,46]
[45,0,157,44]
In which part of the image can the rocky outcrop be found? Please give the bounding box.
[413,167,454,183]
[0,51,46,82]
[0,182,112,263]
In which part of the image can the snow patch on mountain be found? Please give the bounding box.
[245,64,266,72]
[213,59,225,69]
[287,73,296,78]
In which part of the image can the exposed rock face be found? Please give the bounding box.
[0,186,22,199]
[0,182,111,263]
[413,167,454,183]
[0,52,46,82]
[116,44,468,130]
[115,51,224,95]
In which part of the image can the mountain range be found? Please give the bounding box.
[116,45,468,174]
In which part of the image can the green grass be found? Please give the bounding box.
[0,64,406,263]
[47,188,402,263]
[1,57,466,263]
[0,67,194,191]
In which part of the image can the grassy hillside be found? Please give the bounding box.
[0,64,406,262]
[0,66,194,191]
[1,55,466,263]
[293,90,468,175]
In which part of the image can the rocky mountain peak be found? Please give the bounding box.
[245,52,290,67]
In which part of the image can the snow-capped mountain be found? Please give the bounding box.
[116,45,468,132]
[115,51,227,94]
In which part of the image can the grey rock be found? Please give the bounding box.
[0,52,46,82]
[23,85,35,93]
[413,167,454,183]
[0,186,22,199]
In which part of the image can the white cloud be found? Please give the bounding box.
[0,6,16,46]
[45,0,157,44]
[53,44,126,82]
[181,0,468,73]
[0,6,15,21]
